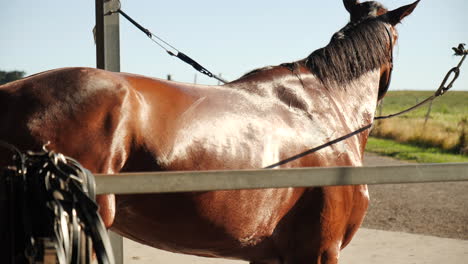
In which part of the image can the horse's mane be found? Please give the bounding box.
[240,19,392,85]
[305,19,391,84]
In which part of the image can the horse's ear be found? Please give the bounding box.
[383,0,420,25]
[343,0,360,13]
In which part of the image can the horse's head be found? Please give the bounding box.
[344,0,388,22]
[343,0,420,100]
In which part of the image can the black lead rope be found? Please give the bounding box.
[264,124,372,169]
[110,8,228,84]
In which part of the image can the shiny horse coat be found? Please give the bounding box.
[0,1,419,263]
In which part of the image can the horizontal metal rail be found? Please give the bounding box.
[95,163,468,194]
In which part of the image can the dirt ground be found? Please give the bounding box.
[362,153,468,240]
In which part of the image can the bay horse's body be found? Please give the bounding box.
[0,1,419,263]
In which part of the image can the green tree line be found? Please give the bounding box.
[0,70,26,85]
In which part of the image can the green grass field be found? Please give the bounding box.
[365,90,468,162]
[376,91,468,123]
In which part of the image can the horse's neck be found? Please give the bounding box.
[269,67,381,127]
[280,68,381,164]
[324,69,381,128]
[233,66,380,130]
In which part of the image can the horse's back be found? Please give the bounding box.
[0,67,214,170]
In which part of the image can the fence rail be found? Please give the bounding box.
[95,163,468,195]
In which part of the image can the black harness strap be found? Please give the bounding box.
[111,8,228,84]
[264,124,372,169]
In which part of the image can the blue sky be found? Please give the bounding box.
[1,0,467,91]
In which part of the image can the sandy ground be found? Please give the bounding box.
[122,230,468,264]
[116,153,468,263]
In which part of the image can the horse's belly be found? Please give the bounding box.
[112,189,303,258]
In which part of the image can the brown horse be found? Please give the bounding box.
[0,1,419,263]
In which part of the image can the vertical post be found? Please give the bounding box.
[424,100,433,126]
[95,0,120,72]
[378,99,384,117]
[108,231,123,264]
[95,1,123,263]
[95,0,105,69]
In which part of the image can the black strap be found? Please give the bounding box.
[264,124,372,169]
[115,9,228,84]
[375,44,466,120]
[374,65,462,120]
[118,9,151,38]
